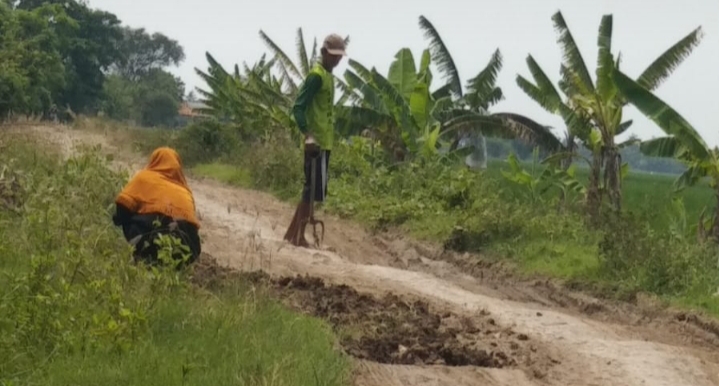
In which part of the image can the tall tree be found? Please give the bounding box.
[0,3,72,119]
[112,26,185,81]
[15,0,123,114]
[102,68,184,127]
[339,48,520,163]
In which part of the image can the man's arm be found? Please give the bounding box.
[292,73,323,135]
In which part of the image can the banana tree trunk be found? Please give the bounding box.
[586,150,603,224]
[557,141,576,212]
[712,184,719,243]
[604,145,622,212]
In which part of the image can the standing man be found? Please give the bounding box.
[283,33,347,248]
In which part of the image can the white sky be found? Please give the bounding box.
[88,0,719,147]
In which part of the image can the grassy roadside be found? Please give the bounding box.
[193,155,719,316]
[0,134,349,386]
[70,117,719,317]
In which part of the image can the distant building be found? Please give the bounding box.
[176,101,209,128]
[178,101,208,118]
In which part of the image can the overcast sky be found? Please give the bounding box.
[88,0,718,147]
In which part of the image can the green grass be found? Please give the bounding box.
[0,135,349,386]
[31,297,346,386]
[484,158,714,232]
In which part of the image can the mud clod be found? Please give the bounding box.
[191,259,548,369]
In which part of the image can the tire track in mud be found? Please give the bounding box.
[10,124,719,386]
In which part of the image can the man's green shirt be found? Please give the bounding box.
[292,63,334,150]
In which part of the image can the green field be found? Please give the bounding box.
[0,136,349,386]
[481,159,715,233]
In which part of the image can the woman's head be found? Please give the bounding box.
[146,147,187,186]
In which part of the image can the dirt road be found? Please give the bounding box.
[11,124,719,386]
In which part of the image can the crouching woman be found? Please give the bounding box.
[112,147,201,267]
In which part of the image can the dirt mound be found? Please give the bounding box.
[191,256,549,371]
[273,275,517,367]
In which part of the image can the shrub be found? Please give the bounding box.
[174,119,243,166]
[597,212,719,299]
[241,134,304,201]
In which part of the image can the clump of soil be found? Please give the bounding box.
[191,257,548,370]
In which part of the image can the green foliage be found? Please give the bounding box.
[172,119,243,165]
[338,48,445,162]
[416,15,551,170]
[16,0,124,114]
[613,66,719,240]
[517,10,703,216]
[102,26,186,127]
[195,53,297,138]
[597,212,718,299]
[0,1,185,125]
[0,2,73,119]
[502,150,586,206]
[168,118,719,315]
[112,26,185,81]
[0,136,349,385]
[103,71,185,127]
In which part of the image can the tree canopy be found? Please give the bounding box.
[0,0,186,126]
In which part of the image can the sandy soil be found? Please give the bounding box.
[8,123,719,386]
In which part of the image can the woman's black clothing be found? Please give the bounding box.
[112,203,201,266]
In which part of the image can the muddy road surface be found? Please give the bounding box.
[9,124,719,386]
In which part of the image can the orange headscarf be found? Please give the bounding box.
[115,147,200,228]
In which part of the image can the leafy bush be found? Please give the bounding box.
[173,119,243,165]
[239,134,304,201]
[597,212,719,299]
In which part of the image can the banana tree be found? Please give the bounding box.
[613,68,719,241]
[194,52,295,137]
[418,15,550,169]
[336,48,449,162]
[522,10,702,217]
[194,53,274,121]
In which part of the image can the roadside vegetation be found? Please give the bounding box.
[0,1,349,384]
[2,0,719,381]
[0,134,349,385]
[117,11,719,315]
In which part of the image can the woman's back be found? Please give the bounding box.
[113,147,201,265]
